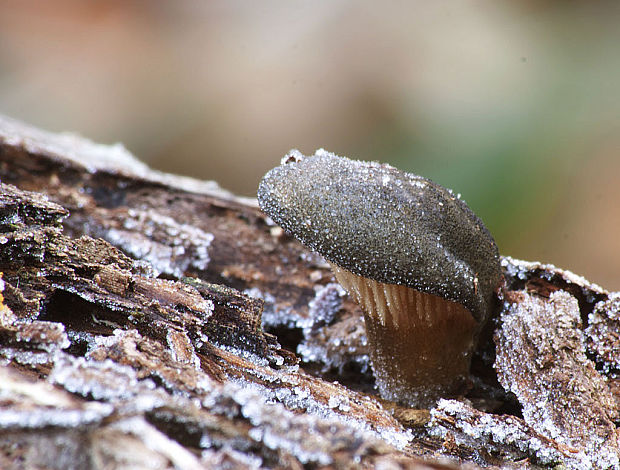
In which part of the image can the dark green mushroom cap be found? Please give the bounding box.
[257,149,502,324]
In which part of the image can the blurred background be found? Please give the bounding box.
[1,1,618,289]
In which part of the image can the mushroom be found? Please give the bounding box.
[257,149,502,407]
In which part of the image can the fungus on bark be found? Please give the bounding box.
[257,149,502,407]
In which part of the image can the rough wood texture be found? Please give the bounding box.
[0,114,618,469]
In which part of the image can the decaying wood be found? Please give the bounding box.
[0,114,617,469]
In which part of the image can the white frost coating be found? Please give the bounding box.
[89,329,128,350]
[297,333,370,374]
[306,283,345,328]
[49,353,155,402]
[244,287,275,305]
[585,292,620,372]
[15,321,71,353]
[228,377,412,452]
[0,348,53,366]
[296,283,371,374]
[429,399,566,466]
[105,208,214,278]
[410,179,428,190]
[312,148,395,172]
[234,389,332,465]
[296,282,370,374]
[245,287,302,330]
[214,343,271,368]
[0,406,113,430]
[0,367,113,429]
[233,387,336,465]
[196,297,215,320]
[327,394,351,412]
[501,256,607,294]
[494,290,620,469]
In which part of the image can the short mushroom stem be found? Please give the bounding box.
[331,264,478,408]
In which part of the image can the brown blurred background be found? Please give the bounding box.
[1,1,619,289]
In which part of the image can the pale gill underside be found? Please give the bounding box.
[330,263,478,407]
[330,263,474,331]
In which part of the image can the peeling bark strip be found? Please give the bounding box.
[0,114,618,469]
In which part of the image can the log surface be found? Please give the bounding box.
[0,114,618,469]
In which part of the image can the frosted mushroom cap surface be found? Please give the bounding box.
[257,150,501,323]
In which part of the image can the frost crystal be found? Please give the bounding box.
[429,399,566,466]
[228,383,411,464]
[227,376,412,453]
[0,367,113,430]
[296,284,370,375]
[501,256,606,294]
[245,287,304,330]
[494,289,619,469]
[49,353,155,402]
[105,208,214,277]
[586,292,620,372]
[306,283,345,329]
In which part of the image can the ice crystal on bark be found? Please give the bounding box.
[49,353,156,402]
[105,208,214,278]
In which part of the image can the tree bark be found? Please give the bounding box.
[0,114,617,469]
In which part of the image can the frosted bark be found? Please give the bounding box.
[0,114,617,469]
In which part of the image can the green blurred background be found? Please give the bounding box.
[1,1,619,289]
